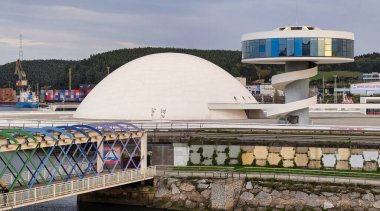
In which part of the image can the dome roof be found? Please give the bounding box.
[74,53,256,120]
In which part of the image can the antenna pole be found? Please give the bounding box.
[295,0,299,25]
[69,68,72,90]
[19,34,23,61]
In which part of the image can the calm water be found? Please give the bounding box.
[16,196,158,211]
[1,106,157,210]
[0,105,36,111]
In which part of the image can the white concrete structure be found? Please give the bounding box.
[74,53,256,120]
[241,26,354,124]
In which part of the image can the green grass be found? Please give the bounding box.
[238,166,380,179]
[311,70,360,81]
[173,166,234,172]
[172,166,380,179]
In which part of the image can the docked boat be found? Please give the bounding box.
[15,90,39,108]
[14,58,39,108]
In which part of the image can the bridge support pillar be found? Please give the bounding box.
[140,132,148,175]
[97,138,104,173]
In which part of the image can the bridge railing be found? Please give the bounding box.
[3,119,380,132]
[0,166,156,209]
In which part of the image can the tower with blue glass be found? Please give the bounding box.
[242,26,354,124]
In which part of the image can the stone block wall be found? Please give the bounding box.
[181,144,380,171]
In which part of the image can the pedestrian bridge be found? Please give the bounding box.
[0,122,152,210]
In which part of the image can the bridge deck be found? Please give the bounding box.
[0,166,155,210]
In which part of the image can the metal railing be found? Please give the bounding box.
[0,166,156,210]
[1,119,380,132]
[155,165,380,186]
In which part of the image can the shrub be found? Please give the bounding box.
[187,158,193,166]
[212,149,218,166]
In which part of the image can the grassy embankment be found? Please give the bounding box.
[172,166,380,179]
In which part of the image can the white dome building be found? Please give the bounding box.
[74,53,257,120]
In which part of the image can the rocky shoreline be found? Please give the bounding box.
[78,176,380,210]
[152,177,380,210]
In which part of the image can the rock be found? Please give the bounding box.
[255,191,272,206]
[171,194,180,202]
[246,181,253,190]
[372,188,380,193]
[198,179,207,184]
[364,161,378,171]
[262,187,272,193]
[322,192,334,197]
[295,191,308,200]
[161,201,172,209]
[294,154,309,167]
[190,191,203,202]
[180,182,195,192]
[171,184,180,194]
[306,194,320,207]
[201,189,211,199]
[251,188,260,194]
[179,193,187,200]
[271,190,281,198]
[239,191,254,201]
[197,183,209,189]
[280,147,296,159]
[283,159,295,168]
[256,159,267,166]
[363,193,375,202]
[185,200,197,209]
[349,192,361,199]
[373,200,380,208]
[328,196,340,203]
[167,178,179,185]
[155,186,170,198]
[267,153,282,166]
[323,201,334,209]
[242,153,254,165]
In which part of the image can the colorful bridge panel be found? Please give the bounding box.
[0,122,143,192]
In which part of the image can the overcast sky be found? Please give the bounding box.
[0,0,378,65]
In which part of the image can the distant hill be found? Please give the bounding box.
[0,47,379,89]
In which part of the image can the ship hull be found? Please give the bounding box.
[15,102,39,108]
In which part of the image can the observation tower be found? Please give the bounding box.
[242,26,354,124]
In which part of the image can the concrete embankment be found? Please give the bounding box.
[79,176,380,210]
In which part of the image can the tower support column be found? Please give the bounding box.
[284,61,315,125]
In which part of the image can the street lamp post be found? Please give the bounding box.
[334,75,337,104]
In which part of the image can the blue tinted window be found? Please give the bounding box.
[265,39,271,57]
[342,39,347,57]
[337,39,342,57]
[302,38,310,56]
[294,38,303,56]
[253,40,259,58]
[271,38,279,57]
[310,38,318,56]
[259,39,266,57]
[287,38,294,56]
[242,37,353,59]
[279,38,287,56]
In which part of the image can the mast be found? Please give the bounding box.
[14,34,28,93]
